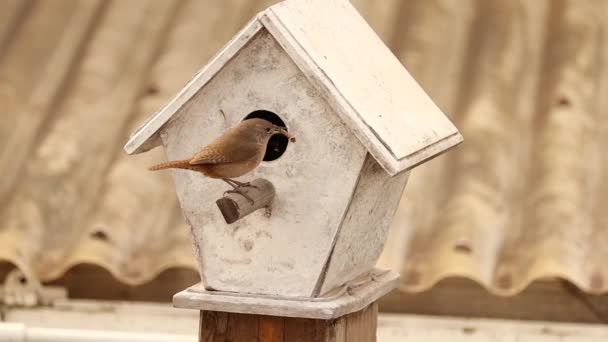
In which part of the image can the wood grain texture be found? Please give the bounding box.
[284,318,317,341]
[200,311,262,342]
[199,311,214,342]
[284,318,345,342]
[331,319,346,342]
[226,313,259,342]
[345,303,377,342]
[259,316,284,342]
[198,304,377,341]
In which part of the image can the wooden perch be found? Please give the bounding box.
[216,178,275,224]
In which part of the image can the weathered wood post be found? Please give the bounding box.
[176,272,391,341]
[124,0,462,340]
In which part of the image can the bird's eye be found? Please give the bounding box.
[265,127,272,133]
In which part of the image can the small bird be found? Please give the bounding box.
[149,118,295,201]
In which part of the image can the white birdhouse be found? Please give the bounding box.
[125,0,462,300]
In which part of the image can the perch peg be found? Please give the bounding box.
[216,178,275,224]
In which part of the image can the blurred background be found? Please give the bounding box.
[0,0,607,338]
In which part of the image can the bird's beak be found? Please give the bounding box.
[276,128,296,142]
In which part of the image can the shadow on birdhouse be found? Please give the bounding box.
[124,0,462,311]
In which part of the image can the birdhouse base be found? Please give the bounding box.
[173,268,399,320]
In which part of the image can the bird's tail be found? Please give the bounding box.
[148,159,192,171]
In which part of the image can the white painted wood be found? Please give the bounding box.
[162,30,367,297]
[317,157,409,295]
[173,269,399,320]
[124,0,462,175]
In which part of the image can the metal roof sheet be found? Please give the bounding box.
[1,0,607,296]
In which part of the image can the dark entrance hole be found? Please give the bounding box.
[243,110,288,161]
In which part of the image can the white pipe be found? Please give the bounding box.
[0,323,195,342]
[0,323,25,342]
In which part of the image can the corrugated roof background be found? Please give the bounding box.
[0,0,607,297]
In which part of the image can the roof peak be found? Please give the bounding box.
[125,0,462,175]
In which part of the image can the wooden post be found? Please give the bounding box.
[174,270,397,342]
[198,303,378,342]
[216,178,275,224]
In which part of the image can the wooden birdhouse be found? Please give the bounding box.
[125,0,461,325]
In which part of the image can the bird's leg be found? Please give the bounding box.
[230,179,250,187]
[222,178,255,204]
[222,178,240,189]
[225,178,259,190]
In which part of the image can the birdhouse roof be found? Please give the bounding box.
[124,0,462,175]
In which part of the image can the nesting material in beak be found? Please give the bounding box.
[275,128,296,142]
[287,132,296,143]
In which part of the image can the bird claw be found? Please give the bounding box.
[233,182,259,190]
[224,188,255,205]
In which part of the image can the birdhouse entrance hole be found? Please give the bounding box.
[243,110,288,161]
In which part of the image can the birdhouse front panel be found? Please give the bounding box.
[160,28,368,297]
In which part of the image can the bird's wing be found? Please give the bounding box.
[189,141,261,165]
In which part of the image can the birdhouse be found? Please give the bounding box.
[124,0,462,301]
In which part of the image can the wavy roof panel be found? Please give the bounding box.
[0,0,607,296]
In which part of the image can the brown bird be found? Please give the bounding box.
[149,118,295,200]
